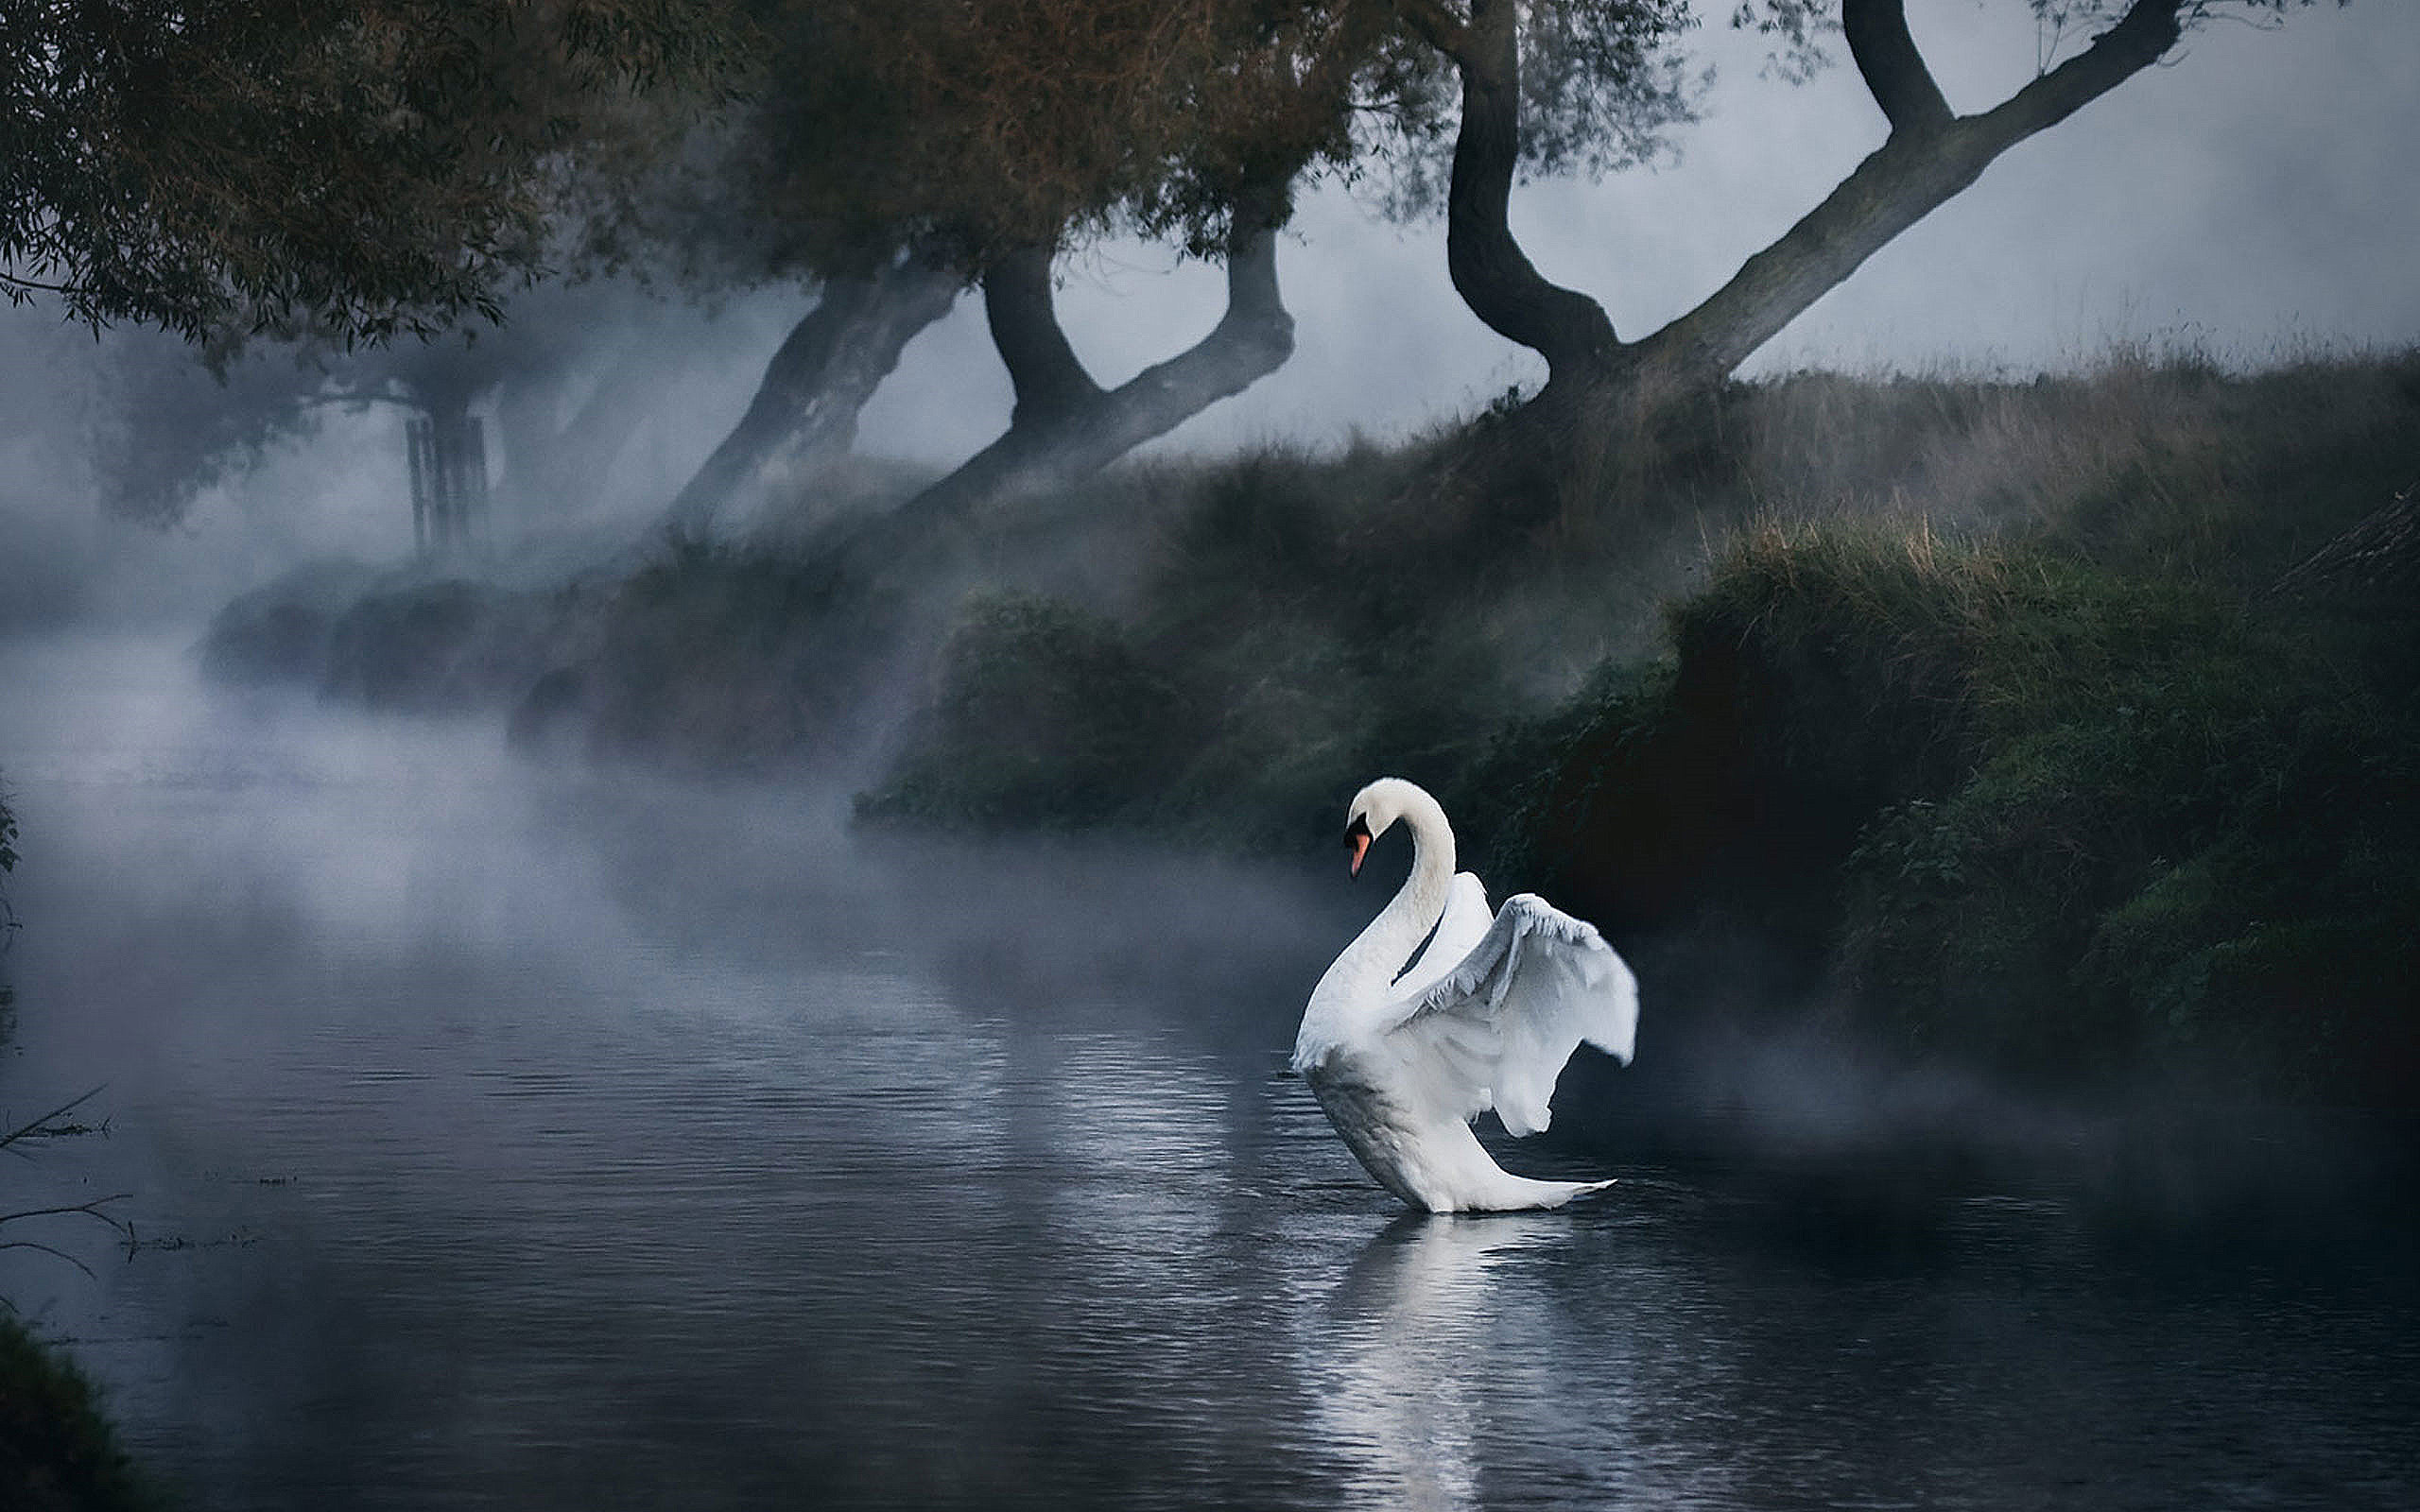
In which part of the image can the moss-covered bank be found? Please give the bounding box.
[1499,521,2418,1105]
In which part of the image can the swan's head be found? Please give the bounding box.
[1343,777,1427,877]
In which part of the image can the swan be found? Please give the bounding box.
[1293,777,1638,1212]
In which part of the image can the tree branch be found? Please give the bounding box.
[660,242,963,534]
[1978,0,2187,141]
[908,208,1297,521]
[1841,0,1952,134]
[0,269,96,299]
[0,1239,100,1278]
[981,244,1105,428]
[1629,0,2187,398]
[1443,0,1622,388]
[1393,0,1471,60]
[0,1088,106,1156]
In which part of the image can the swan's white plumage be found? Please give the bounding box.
[1294,777,1637,1212]
[1384,893,1638,1138]
[1390,871,1493,1002]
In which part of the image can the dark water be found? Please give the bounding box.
[2,634,2413,1510]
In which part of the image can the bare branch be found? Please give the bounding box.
[1443,0,1623,384]
[1841,0,1953,133]
[0,1087,107,1156]
[0,1240,97,1279]
[981,245,1105,428]
[1980,0,2188,140]
[0,1198,134,1228]
[0,1192,136,1280]
[1631,0,2188,394]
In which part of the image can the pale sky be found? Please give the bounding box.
[6,0,2412,593]
[855,0,2420,463]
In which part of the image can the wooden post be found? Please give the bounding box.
[406,415,432,554]
[406,409,490,557]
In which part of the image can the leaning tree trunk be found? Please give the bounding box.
[659,246,963,535]
[902,210,1296,524]
[1426,0,2191,458]
[493,357,661,521]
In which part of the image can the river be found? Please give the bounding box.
[1,631,2412,1510]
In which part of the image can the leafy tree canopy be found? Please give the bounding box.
[582,0,1400,287]
[2,0,735,344]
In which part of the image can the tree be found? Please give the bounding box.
[88,282,720,538]
[1395,0,2335,460]
[635,0,1402,531]
[877,0,1718,524]
[2,0,734,346]
[897,206,1296,523]
[7,3,744,544]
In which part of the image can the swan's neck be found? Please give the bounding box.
[1304,795,1456,1044]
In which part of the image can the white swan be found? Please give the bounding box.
[1293,777,1638,1212]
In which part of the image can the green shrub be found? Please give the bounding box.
[190,353,2420,1104]
[861,593,1193,830]
[319,579,550,710]
[569,542,888,767]
[1508,513,2420,1103]
[0,1315,164,1512]
[197,559,383,685]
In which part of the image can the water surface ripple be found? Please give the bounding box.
[0,634,2411,1509]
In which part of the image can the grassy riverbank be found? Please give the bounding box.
[202,350,2420,1106]
[861,354,2420,1105]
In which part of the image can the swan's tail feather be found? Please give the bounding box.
[1456,1174,1617,1212]
[1527,1177,1616,1209]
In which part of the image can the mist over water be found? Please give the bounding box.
[1,632,2412,1510]
[2,8,2417,1493]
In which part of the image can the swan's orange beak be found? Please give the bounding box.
[1346,816,1373,877]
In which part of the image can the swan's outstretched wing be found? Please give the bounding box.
[1390,872,1495,1002]
[1378,894,1637,1137]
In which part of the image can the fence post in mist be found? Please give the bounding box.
[406,410,492,557]
[406,414,432,554]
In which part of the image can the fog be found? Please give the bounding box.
[0,0,2409,1180]
[4,8,2418,1506]
[4,2,2414,629]
[3,626,2411,1509]
[0,0,2411,1205]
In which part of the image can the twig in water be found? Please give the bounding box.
[0,1195,136,1277]
[0,1086,110,1157]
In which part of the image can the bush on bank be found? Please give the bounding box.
[0,1315,163,1512]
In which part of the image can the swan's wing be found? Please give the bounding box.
[1390,872,1494,1002]
[1378,894,1638,1137]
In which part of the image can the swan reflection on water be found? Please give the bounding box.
[1315,1213,1569,1512]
